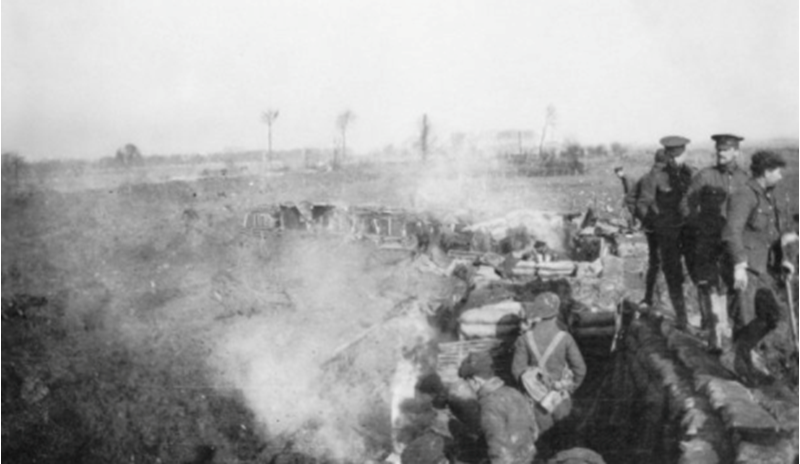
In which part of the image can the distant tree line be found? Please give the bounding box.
[501,141,630,177]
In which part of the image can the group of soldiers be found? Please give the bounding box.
[401,136,796,464]
[404,292,596,464]
[617,133,798,382]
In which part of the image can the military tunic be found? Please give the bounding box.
[721,179,792,383]
[476,377,538,464]
[681,163,749,349]
[511,320,586,435]
[683,164,750,286]
[722,179,790,326]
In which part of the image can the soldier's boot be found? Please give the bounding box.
[730,319,773,386]
[709,292,731,354]
[668,287,688,330]
[643,267,658,306]
[696,286,714,345]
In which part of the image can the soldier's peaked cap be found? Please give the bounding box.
[659,135,690,148]
[711,134,744,149]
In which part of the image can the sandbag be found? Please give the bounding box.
[514,260,575,271]
[459,300,522,325]
[572,326,616,338]
[459,322,519,339]
[572,311,616,328]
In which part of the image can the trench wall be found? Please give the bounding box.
[583,312,798,464]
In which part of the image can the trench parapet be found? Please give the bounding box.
[587,311,798,464]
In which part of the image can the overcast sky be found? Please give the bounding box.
[2,0,798,160]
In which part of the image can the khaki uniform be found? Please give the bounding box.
[511,320,586,435]
[722,179,790,327]
[721,179,792,382]
[682,163,749,348]
[635,161,694,327]
[476,377,539,464]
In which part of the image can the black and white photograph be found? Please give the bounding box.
[2,1,798,463]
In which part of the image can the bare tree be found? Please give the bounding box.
[261,110,279,162]
[2,152,28,186]
[335,110,355,167]
[610,142,628,158]
[538,104,557,160]
[418,114,431,163]
[258,110,279,188]
[115,143,144,167]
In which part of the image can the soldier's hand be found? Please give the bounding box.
[781,232,799,247]
[781,260,796,276]
[733,263,748,290]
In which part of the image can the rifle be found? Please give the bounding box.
[785,273,798,351]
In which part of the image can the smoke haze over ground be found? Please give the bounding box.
[209,235,439,460]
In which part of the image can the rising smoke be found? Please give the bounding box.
[209,234,438,461]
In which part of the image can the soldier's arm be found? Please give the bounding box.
[565,335,587,392]
[621,175,631,195]
[635,172,658,220]
[777,189,797,236]
[511,336,530,382]
[722,188,756,266]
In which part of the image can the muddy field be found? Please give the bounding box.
[3,149,798,463]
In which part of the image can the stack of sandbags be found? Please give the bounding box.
[458,300,522,340]
[436,338,503,384]
[570,309,617,338]
[511,260,576,279]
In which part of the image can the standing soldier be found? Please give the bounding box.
[614,166,631,196]
[635,136,694,328]
[512,292,586,438]
[682,134,749,352]
[615,166,637,229]
[721,150,797,382]
[633,149,668,307]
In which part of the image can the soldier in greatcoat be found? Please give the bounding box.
[722,150,797,382]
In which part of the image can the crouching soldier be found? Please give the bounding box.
[458,351,538,464]
[512,292,586,436]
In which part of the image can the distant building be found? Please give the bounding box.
[449,130,545,158]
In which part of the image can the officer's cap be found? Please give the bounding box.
[711,134,744,150]
[750,150,786,174]
[659,135,690,149]
[522,292,560,320]
[458,351,495,379]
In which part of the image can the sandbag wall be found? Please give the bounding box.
[583,309,798,464]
